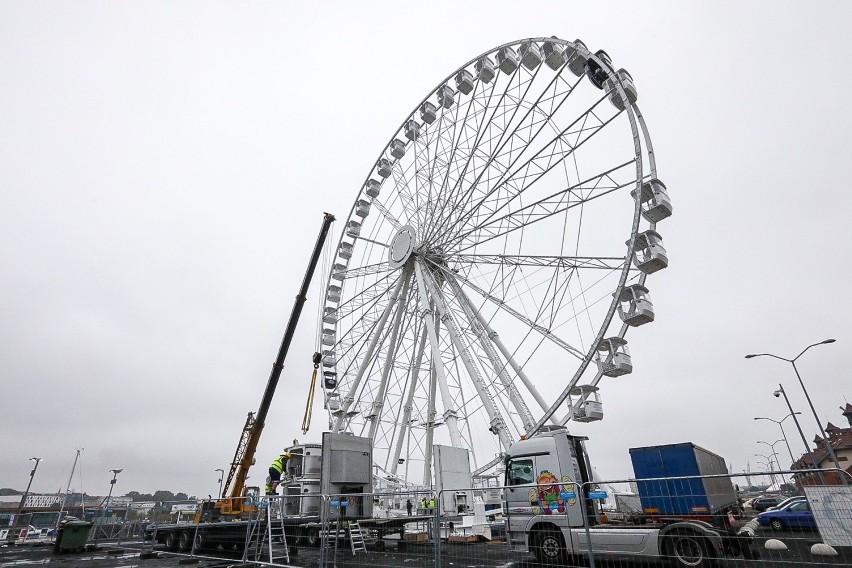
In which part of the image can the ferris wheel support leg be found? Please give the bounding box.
[367,267,413,441]
[423,351,439,487]
[413,260,464,452]
[389,323,428,476]
[447,274,560,429]
[448,276,540,432]
[417,261,513,451]
[332,272,407,433]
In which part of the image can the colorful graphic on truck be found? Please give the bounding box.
[529,470,577,515]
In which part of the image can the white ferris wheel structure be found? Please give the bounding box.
[315,37,673,487]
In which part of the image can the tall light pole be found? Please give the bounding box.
[746,339,844,475]
[754,454,778,487]
[772,384,825,484]
[94,469,122,547]
[9,457,42,537]
[754,413,799,469]
[757,440,785,484]
[215,468,225,498]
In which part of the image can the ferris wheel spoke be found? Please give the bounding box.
[366,267,413,440]
[426,69,584,244]
[369,198,403,230]
[447,275,560,429]
[421,60,546,243]
[447,159,636,253]
[443,253,625,271]
[444,273,536,431]
[429,260,586,360]
[332,272,408,432]
[433,89,617,244]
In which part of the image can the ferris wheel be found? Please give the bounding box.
[316,37,672,486]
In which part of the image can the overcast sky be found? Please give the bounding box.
[2,1,851,498]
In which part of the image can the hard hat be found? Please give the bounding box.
[283,451,292,458]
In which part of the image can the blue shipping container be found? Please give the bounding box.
[629,442,737,518]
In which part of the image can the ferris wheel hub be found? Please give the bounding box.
[389,225,416,268]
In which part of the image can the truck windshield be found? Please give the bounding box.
[507,459,535,485]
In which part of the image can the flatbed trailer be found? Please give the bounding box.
[145,514,436,552]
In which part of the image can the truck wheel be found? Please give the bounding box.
[533,530,566,565]
[194,532,208,551]
[178,531,192,551]
[164,532,179,551]
[665,530,712,568]
[769,518,784,531]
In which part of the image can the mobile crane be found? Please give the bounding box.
[216,212,335,516]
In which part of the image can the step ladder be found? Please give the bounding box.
[349,520,366,555]
[247,498,289,565]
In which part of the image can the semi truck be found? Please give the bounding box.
[503,426,756,567]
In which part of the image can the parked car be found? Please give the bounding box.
[766,495,805,512]
[758,499,816,530]
[750,495,783,512]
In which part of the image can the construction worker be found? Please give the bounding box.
[265,450,292,495]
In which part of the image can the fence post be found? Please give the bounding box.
[579,482,597,568]
[434,490,441,568]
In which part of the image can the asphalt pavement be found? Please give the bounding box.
[1,528,850,568]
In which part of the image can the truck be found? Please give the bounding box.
[503,426,757,567]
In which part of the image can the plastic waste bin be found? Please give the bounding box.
[53,520,92,553]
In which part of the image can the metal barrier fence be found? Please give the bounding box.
[136,470,851,567]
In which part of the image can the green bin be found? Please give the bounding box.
[53,520,93,553]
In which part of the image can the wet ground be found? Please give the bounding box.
[1,527,850,568]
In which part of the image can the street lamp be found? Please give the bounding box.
[746,339,844,475]
[94,469,122,547]
[757,440,785,483]
[215,468,225,499]
[754,413,800,469]
[8,457,42,538]
[754,453,778,487]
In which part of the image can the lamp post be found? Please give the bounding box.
[215,468,225,499]
[94,469,122,547]
[746,339,844,475]
[754,413,800,469]
[754,453,778,487]
[8,457,42,539]
[757,440,785,486]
